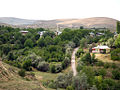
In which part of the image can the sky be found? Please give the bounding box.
[0,0,120,20]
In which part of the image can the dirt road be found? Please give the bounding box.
[71,47,79,76]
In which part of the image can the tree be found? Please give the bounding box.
[50,64,56,73]
[76,48,84,58]
[80,38,88,48]
[80,26,84,29]
[37,37,45,47]
[115,34,120,48]
[106,38,114,47]
[37,61,49,72]
[23,59,32,71]
[44,36,53,46]
[111,48,120,60]
[24,39,34,48]
[73,36,80,47]
[8,52,15,60]
[112,69,120,80]
[34,34,40,40]
[72,73,89,90]
[1,44,11,55]
[117,21,120,34]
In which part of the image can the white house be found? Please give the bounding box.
[92,45,110,54]
[38,31,46,37]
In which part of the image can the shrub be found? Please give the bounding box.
[55,64,62,73]
[18,69,25,77]
[50,64,56,73]
[37,61,49,72]
[98,68,107,77]
[95,61,104,66]
[104,63,110,69]
[112,69,120,80]
[23,59,32,71]
[111,48,120,60]
[66,86,74,90]
[111,63,117,69]
[24,39,34,48]
[102,78,116,90]
[75,48,84,58]
[62,57,70,69]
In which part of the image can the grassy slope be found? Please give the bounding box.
[0,61,71,90]
[0,62,43,90]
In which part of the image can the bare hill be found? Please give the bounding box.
[56,17,118,31]
[0,17,118,31]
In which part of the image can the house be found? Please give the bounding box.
[89,32,95,37]
[96,32,104,36]
[20,30,28,35]
[38,31,46,37]
[56,31,62,35]
[92,45,110,54]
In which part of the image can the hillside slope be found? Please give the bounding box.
[0,17,118,31]
[0,60,43,90]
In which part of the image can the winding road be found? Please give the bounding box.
[71,47,79,76]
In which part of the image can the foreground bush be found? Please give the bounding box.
[18,69,26,77]
[112,69,120,80]
[111,48,120,60]
[37,61,49,72]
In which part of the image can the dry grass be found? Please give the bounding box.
[0,62,43,90]
[95,53,120,64]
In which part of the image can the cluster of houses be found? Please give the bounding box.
[89,32,105,37]
[20,26,111,54]
[20,29,62,37]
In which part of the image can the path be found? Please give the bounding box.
[71,47,79,76]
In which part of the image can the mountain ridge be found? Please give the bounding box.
[0,17,118,31]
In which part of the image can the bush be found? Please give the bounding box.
[95,61,104,66]
[24,39,34,48]
[112,69,120,80]
[50,65,56,73]
[111,63,117,69]
[62,57,70,69]
[98,68,107,77]
[55,64,62,73]
[102,78,116,90]
[111,48,120,60]
[66,86,74,90]
[18,69,25,77]
[37,61,49,72]
[23,59,32,71]
[75,48,84,58]
[104,63,110,69]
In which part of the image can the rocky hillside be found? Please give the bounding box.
[0,17,118,31]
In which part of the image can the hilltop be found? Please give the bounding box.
[0,17,118,31]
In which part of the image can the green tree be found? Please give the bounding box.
[23,59,32,71]
[50,64,56,73]
[80,38,88,48]
[44,36,53,46]
[37,37,45,47]
[115,34,120,48]
[24,39,34,48]
[37,61,49,72]
[117,21,120,34]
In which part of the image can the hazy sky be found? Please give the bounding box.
[0,0,120,20]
